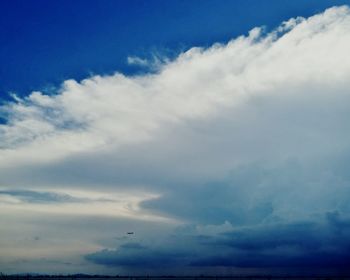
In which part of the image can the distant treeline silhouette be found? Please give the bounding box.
[1,274,350,280]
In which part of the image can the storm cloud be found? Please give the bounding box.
[1,5,350,275]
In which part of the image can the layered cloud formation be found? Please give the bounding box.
[1,6,350,275]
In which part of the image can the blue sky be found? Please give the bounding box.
[1,0,349,97]
[2,0,350,276]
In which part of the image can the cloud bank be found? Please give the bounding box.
[1,6,350,275]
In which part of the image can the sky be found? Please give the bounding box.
[1,0,350,276]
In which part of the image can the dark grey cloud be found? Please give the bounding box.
[85,243,188,268]
[190,251,350,269]
[86,214,350,273]
[119,242,147,250]
[0,189,83,203]
[141,154,350,226]
[0,189,121,204]
[85,153,350,273]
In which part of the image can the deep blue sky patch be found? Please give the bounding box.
[1,0,349,97]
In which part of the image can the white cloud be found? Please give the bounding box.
[2,5,350,274]
[0,6,348,168]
